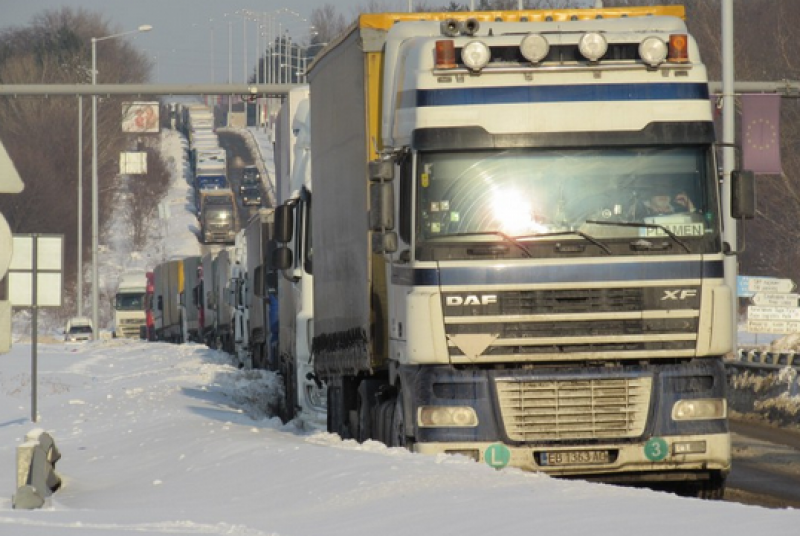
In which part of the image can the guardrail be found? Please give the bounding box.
[728,348,800,372]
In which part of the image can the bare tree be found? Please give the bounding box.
[0,7,162,313]
[309,4,349,46]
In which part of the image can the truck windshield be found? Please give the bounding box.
[197,176,227,189]
[207,208,233,220]
[115,293,145,310]
[415,147,719,256]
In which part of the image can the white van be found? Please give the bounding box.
[65,317,93,342]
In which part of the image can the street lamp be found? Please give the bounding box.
[91,24,152,339]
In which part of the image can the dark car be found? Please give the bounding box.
[240,166,260,194]
[241,185,262,206]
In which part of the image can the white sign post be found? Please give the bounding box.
[7,234,64,423]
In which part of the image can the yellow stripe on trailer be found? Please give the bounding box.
[359,5,685,30]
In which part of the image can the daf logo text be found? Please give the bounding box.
[446,295,498,306]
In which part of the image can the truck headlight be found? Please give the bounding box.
[461,41,491,71]
[578,32,607,62]
[639,36,668,67]
[418,406,478,427]
[520,33,549,64]
[672,399,726,421]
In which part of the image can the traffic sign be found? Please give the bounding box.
[746,277,795,294]
[746,319,800,334]
[751,292,800,307]
[484,443,511,470]
[747,305,800,321]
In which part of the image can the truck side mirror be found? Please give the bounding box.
[157,296,163,311]
[274,203,294,243]
[372,231,398,254]
[253,266,264,298]
[731,169,756,220]
[369,183,395,231]
[273,246,293,271]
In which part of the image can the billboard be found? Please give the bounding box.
[122,101,160,133]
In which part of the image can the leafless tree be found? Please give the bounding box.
[309,4,349,46]
[0,7,168,314]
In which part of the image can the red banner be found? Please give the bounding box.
[742,93,782,175]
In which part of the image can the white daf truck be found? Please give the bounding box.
[113,271,148,338]
[273,6,755,498]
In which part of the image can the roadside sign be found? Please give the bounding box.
[746,277,795,294]
[747,305,800,321]
[746,319,800,334]
[737,275,755,298]
[751,292,800,307]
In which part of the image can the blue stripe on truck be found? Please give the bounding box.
[404,82,709,108]
[392,260,724,286]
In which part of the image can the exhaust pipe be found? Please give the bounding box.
[461,18,480,36]
[441,19,460,37]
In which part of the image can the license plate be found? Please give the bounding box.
[540,450,610,466]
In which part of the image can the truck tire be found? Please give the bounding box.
[389,385,408,449]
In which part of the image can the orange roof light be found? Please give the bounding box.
[435,40,456,69]
[668,34,689,63]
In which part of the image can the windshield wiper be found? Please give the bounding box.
[517,230,612,255]
[585,220,691,253]
[444,231,532,258]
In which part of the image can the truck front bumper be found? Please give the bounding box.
[400,359,731,479]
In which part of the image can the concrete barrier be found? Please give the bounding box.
[12,428,61,509]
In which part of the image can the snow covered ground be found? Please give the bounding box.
[2,123,800,534]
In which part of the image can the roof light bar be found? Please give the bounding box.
[461,40,491,72]
[639,36,668,67]
[668,34,689,63]
[578,32,608,62]
[520,33,550,64]
[435,40,456,69]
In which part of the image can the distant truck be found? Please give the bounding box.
[152,259,183,343]
[273,85,326,429]
[199,189,238,244]
[113,271,148,338]
[240,165,261,193]
[65,316,93,342]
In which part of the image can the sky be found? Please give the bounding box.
[0,0,594,85]
[0,117,799,535]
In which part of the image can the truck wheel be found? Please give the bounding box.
[674,472,726,500]
[389,386,408,449]
[696,472,726,500]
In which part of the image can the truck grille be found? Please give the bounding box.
[496,376,652,442]
[443,286,699,358]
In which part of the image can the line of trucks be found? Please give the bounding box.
[115,5,759,498]
[177,103,239,244]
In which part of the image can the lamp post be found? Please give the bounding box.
[91,24,152,339]
[77,96,83,316]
